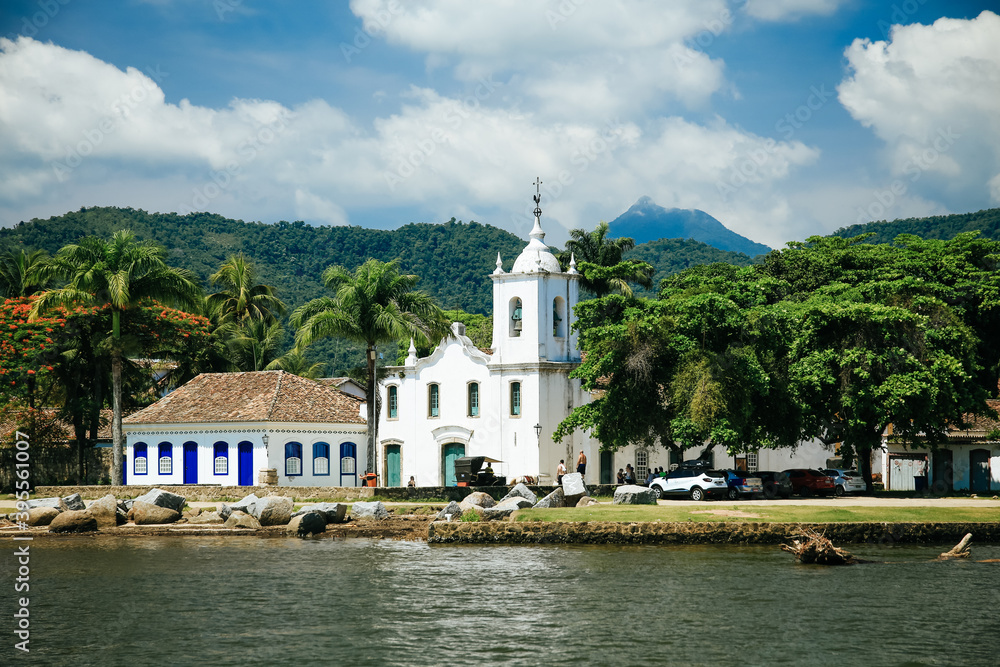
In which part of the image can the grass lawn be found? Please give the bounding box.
[514,504,1000,524]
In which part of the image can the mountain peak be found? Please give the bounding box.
[609,198,771,257]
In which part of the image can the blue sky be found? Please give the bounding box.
[1,1,998,248]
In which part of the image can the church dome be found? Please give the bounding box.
[511,215,562,273]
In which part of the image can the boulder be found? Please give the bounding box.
[27,497,68,512]
[292,503,347,524]
[48,510,98,533]
[88,494,123,528]
[480,506,516,521]
[183,507,202,519]
[188,511,224,525]
[350,501,389,521]
[132,488,186,513]
[26,506,61,527]
[217,503,233,521]
[576,496,600,507]
[500,483,537,505]
[613,485,658,505]
[224,511,261,530]
[61,493,86,511]
[287,512,326,537]
[435,501,464,521]
[230,493,259,516]
[130,500,182,525]
[253,495,294,526]
[533,487,566,509]
[462,492,496,509]
[494,496,533,510]
[561,472,588,505]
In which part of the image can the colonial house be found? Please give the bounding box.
[122,370,367,487]
[377,201,601,487]
[877,399,1000,492]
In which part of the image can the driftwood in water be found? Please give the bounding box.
[938,533,972,560]
[780,530,873,565]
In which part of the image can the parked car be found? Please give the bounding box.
[721,470,763,500]
[756,471,793,499]
[783,469,836,497]
[649,468,729,501]
[821,468,867,496]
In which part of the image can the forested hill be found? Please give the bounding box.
[625,237,757,292]
[0,207,526,315]
[831,208,1000,244]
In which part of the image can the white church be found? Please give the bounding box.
[377,192,602,487]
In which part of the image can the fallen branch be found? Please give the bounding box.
[780,530,873,565]
[938,533,972,560]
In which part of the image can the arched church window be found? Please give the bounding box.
[468,382,480,417]
[387,385,398,419]
[510,381,521,416]
[553,297,565,337]
[428,383,440,418]
[509,297,522,337]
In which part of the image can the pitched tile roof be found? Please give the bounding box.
[123,371,366,425]
[948,399,1000,439]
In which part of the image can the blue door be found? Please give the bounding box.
[238,442,253,486]
[442,443,465,487]
[183,442,198,484]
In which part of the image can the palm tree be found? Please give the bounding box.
[291,259,448,479]
[30,230,202,484]
[0,248,52,297]
[265,349,326,379]
[557,221,654,296]
[206,253,285,324]
[225,318,285,372]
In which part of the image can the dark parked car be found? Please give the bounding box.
[755,470,792,499]
[721,470,763,500]
[783,469,835,497]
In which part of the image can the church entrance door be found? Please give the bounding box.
[442,443,465,487]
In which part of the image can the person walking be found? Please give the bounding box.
[576,450,587,476]
[556,459,567,484]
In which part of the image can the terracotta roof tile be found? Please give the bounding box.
[124,371,365,425]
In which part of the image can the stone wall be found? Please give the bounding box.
[2,446,112,491]
[33,484,536,502]
[428,521,1000,545]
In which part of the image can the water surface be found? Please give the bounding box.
[3,536,998,666]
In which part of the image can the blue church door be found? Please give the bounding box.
[183,442,198,484]
[238,442,253,486]
[442,443,465,487]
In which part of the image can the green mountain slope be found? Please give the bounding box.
[831,208,1000,244]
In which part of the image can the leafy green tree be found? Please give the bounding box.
[30,230,202,484]
[0,248,52,298]
[292,259,448,478]
[266,349,326,379]
[223,318,284,372]
[557,222,654,296]
[206,253,286,324]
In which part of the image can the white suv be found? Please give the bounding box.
[648,468,729,501]
[822,468,867,496]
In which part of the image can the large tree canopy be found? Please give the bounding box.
[558,233,1000,488]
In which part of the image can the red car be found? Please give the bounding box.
[783,469,835,497]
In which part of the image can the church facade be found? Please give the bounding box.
[377,201,601,487]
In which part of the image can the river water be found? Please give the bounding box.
[3,536,998,666]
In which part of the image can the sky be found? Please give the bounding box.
[0,0,998,248]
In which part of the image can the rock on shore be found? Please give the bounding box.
[48,510,98,533]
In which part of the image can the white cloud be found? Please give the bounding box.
[350,0,733,118]
[744,0,845,22]
[0,36,819,249]
[838,11,1000,205]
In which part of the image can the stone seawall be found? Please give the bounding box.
[34,484,562,502]
[428,521,1000,545]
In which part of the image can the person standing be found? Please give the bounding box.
[576,450,587,476]
[556,459,567,484]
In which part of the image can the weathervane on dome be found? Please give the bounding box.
[532,177,542,219]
